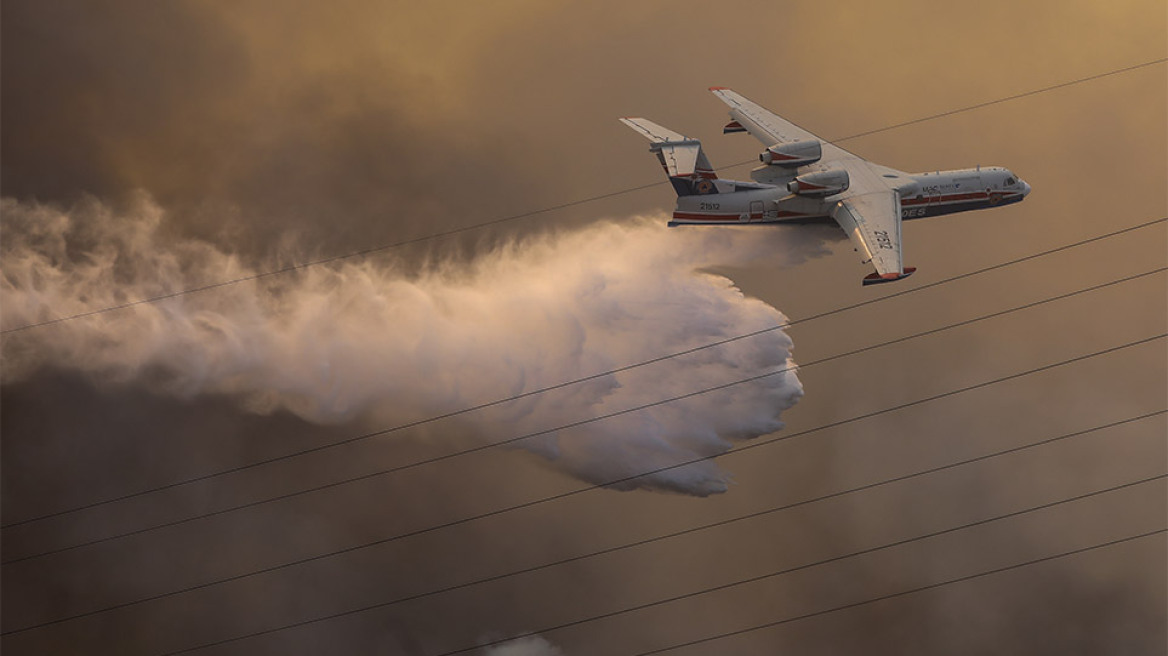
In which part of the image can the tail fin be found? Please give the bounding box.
[620,117,719,196]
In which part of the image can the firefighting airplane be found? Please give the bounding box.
[621,88,1031,285]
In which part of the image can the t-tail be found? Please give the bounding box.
[619,117,721,197]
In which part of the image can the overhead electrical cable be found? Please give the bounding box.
[4,218,1163,533]
[151,413,1165,655]
[823,58,1168,142]
[4,268,1162,565]
[628,529,1167,656]
[2,57,1162,336]
[5,266,1163,563]
[4,332,1162,636]
[441,476,1167,656]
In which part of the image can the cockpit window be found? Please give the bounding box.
[1005,177,1016,186]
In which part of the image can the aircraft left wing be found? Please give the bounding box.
[708,87,857,162]
[833,191,915,285]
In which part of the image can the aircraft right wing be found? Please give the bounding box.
[710,87,915,284]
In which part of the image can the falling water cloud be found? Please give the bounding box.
[1,194,839,496]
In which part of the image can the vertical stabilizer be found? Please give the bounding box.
[620,117,720,197]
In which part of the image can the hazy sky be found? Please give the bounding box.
[2,1,1165,654]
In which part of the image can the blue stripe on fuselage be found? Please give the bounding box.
[902,194,1024,220]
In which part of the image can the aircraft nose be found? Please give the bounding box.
[1021,180,1032,197]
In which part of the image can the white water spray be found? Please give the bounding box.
[1,195,831,495]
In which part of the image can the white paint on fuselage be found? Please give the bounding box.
[670,165,1030,226]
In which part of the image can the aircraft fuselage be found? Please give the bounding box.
[668,166,1030,227]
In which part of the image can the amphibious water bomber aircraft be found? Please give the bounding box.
[621,88,1030,285]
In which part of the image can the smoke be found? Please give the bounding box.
[1,195,832,496]
[480,635,564,656]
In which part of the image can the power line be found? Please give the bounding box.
[708,58,1168,170]
[5,333,1162,636]
[154,412,1166,655]
[827,58,1168,143]
[448,475,1166,656]
[1,50,1161,656]
[5,267,1163,563]
[631,528,1167,656]
[0,179,658,335]
[3,57,1163,336]
[5,217,1163,532]
[6,265,1162,563]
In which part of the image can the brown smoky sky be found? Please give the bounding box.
[2,1,1165,655]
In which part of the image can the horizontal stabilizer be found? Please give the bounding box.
[619,116,719,194]
[619,117,692,144]
[862,267,917,286]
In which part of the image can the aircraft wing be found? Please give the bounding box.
[832,190,915,285]
[710,87,914,284]
[708,87,857,162]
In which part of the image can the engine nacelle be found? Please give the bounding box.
[759,139,822,167]
[787,169,850,197]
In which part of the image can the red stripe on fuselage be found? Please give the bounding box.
[672,210,812,221]
[672,212,740,221]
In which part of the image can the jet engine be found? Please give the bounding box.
[759,139,822,167]
[787,169,850,197]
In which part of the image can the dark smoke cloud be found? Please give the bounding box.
[1,0,578,262]
[2,0,1163,654]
